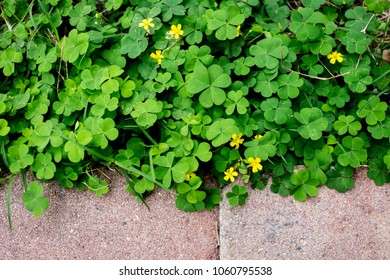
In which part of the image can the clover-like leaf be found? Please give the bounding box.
[260,97,292,125]
[0,47,23,76]
[294,108,328,140]
[343,67,373,93]
[335,136,368,168]
[187,63,231,108]
[277,72,304,99]
[131,99,163,128]
[31,153,56,180]
[161,0,185,22]
[184,45,213,72]
[85,117,119,149]
[86,176,109,196]
[368,158,390,186]
[326,164,355,192]
[244,132,277,160]
[341,32,371,54]
[367,117,390,140]
[289,8,325,41]
[22,182,49,217]
[224,90,250,115]
[55,166,79,188]
[302,0,326,9]
[0,119,10,136]
[61,29,89,63]
[253,71,278,97]
[192,142,212,162]
[357,97,387,126]
[91,94,119,117]
[8,144,34,174]
[365,0,390,13]
[290,169,320,201]
[69,2,93,31]
[206,118,239,147]
[334,115,362,136]
[226,185,248,207]
[327,86,350,108]
[249,37,288,69]
[207,6,245,40]
[120,26,148,59]
[213,147,241,173]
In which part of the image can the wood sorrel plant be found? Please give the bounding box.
[0,0,389,218]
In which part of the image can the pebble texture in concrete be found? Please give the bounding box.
[220,168,390,259]
[0,172,218,260]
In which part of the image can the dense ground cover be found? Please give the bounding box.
[0,0,389,218]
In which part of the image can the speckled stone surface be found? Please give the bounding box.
[220,168,390,260]
[0,172,219,260]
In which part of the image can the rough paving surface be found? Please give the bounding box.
[0,172,218,260]
[220,167,390,260]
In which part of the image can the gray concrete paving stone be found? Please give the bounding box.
[0,172,219,260]
[220,167,390,260]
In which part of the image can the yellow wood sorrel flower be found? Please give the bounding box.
[168,24,184,39]
[327,51,343,64]
[248,157,263,173]
[150,50,164,64]
[230,133,244,149]
[236,25,241,37]
[254,134,263,139]
[138,18,154,32]
[185,172,196,181]
[224,167,238,182]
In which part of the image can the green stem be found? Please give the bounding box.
[37,0,60,44]
[0,139,10,169]
[59,134,166,189]
[140,128,158,145]
[7,175,15,231]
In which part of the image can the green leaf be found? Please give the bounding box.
[327,86,350,108]
[365,0,390,13]
[368,158,390,186]
[31,153,56,180]
[22,182,49,217]
[253,71,278,97]
[367,118,390,140]
[250,37,288,69]
[86,176,109,196]
[295,108,328,140]
[0,47,23,76]
[120,26,148,58]
[8,144,34,174]
[289,8,324,41]
[277,72,304,99]
[187,64,231,108]
[244,132,277,160]
[326,164,355,192]
[261,97,292,124]
[206,119,239,147]
[161,0,185,22]
[357,97,387,126]
[207,6,245,40]
[302,0,326,9]
[0,119,10,136]
[226,185,248,206]
[131,99,163,128]
[334,115,362,136]
[193,142,212,162]
[290,169,320,201]
[61,29,89,63]
[341,32,371,54]
[335,136,368,168]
